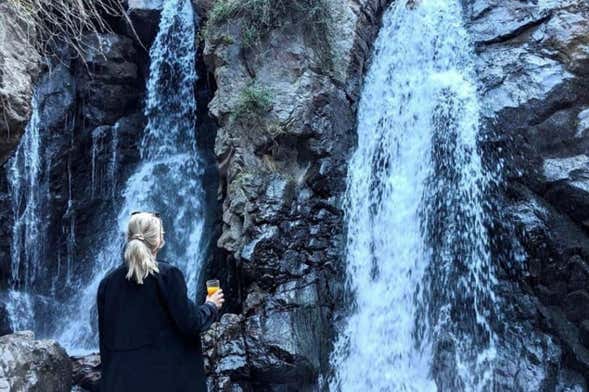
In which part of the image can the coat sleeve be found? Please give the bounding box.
[158,266,219,339]
[97,279,111,369]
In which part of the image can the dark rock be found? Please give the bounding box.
[579,320,589,347]
[0,303,12,336]
[71,353,101,392]
[127,0,164,49]
[202,2,394,387]
[465,0,589,386]
[78,34,142,127]
[203,314,250,390]
[556,369,587,392]
[0,29,146,320]
[564,290,589,323]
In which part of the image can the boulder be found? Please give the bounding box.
[71,353,101,392]
[0,331,72,392]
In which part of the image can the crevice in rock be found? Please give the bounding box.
[475,13,552,48]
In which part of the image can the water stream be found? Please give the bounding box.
[330,1,498,390]
[5,0,206,353]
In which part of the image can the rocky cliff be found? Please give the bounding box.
[199,0,392,389]
[465,0,589,390]
[0,31,146,305]
[200,0,589,389]
[464,0,589,388]
[1,0,589,390]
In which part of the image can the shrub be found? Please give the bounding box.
[233,83,273,120]
[206,0,334,62]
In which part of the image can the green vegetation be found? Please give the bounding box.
[233,83,274,120]
[206,0,334,59]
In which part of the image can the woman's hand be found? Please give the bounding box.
[206,289,225,310]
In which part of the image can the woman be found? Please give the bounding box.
[97,211,224,391]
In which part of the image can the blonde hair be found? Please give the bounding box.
[123,212,162,284]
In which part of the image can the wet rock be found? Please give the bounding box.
[202,0,385,375]
[78,34,142,127]
[71,353,101,392]
[465,0,589,384]
[203,314,250,390]
[0,331,72,392]
[556,369,587,392]
[0,30,145,306]
[127,0,164,49]
[543,155,589,229]
[0,303,11,336]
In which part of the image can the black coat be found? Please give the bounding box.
[97,260,218,392]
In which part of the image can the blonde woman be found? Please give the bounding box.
[97,211,224,392]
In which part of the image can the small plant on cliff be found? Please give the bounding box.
[232,83,273,121]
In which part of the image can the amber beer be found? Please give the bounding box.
[206,279,220,296]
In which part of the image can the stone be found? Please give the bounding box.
[203,313,249,379]
[78,34,142,127]
[0,2,41,165]
[203,2,393,387]
[0,331,72,392]
[564,290,589,323]
[127,0,164,49]
[0,303,11,336]
[466,0,589,385]
[71,353,101,392]
[0,26,146,308]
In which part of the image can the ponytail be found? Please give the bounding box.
[124,213,162,284]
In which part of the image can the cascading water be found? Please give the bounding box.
[329,1,498,391]
[6,95,51,333]
[90,126,119,199]
[57,0,205,352]
[5,0,206,353]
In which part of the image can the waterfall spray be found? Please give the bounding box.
[329,1,498,390]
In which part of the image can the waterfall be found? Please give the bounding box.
[5,95,53,333]
[329,1,498,391]
[90,126,119,200]
[8,95,45,293]
[5,0,205,353]
[57,0,204,352]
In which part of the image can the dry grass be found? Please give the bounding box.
[206,0,334,66]
[4,0,131,59]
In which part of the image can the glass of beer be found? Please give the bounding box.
[206,279,220,296]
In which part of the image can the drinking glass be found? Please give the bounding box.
[206,279,220,296]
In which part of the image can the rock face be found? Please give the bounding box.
[0,0,588,390]
[0,2,41,165]
[203,0,589,388]
[201,0,392,389]
[0,31,146,325]
[0,303,11,336]
[0,331,72,392]
[464,0,589,387]
[127,0,164,50]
